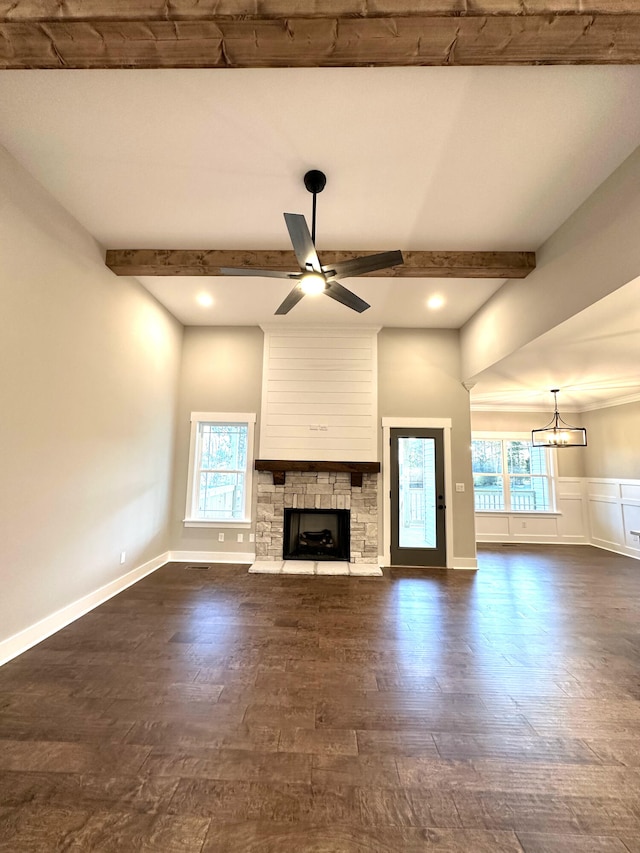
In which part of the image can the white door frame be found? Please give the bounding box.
[382,417,453,568]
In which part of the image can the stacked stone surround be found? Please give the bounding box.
[255,470,379,563]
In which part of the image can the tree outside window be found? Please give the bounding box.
[472,437,552,512]
[184,412,256,525]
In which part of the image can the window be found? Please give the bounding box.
[472,435,554,512]
[184,412,256,526]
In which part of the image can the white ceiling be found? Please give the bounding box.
[469,274,640,413]
[1,66,640,406]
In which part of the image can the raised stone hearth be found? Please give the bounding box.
[249,560,382,576]
[255,470,379,564]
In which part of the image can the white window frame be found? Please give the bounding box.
[472,431,559,514]
[184,412,256,528]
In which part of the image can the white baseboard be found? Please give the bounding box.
[0,551,170,667]
[477,535,590,545]
[168,550,255,564]
[451,557,478,570]
[591,539,640,561]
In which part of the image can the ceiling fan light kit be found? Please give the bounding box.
[220,170,404,315]
[300,271,326,295]
[531,389,587,448]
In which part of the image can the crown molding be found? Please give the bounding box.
[578,392,640,412]
[472,391,640,414]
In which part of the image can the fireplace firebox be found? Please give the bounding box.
[283,508,350,561]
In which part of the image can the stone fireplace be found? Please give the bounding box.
[255,468,379,564]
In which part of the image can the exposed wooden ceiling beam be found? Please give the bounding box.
[105,249,536,279]
[2,2,636,21]
[1,2,639,68]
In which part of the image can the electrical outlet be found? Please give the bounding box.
[455,483,465,492]
[522,521,527,529]
[120,551,126,565]
[237,532,244,543]
[249,533,255,543]
[218,532,225,542]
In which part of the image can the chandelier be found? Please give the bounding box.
[531,389,587,448]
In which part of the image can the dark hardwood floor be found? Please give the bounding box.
[1,545,640,852]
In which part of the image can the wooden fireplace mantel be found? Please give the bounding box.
[255,460,380,488]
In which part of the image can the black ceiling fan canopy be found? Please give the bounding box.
[220,170,403,315]
[303,169,327,195]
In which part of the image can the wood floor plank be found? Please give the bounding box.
[167,779,361,823]
[356,729,439,758]
[199,822,527,852]
[311,753,401,787]
[0,739,150,775]
[617,837,640,852]
[517,832,629,851]
[453,791,640,834]
[123,719,281,751]
[1,546,640,850]
[433,733,603,765]
[356,786,462,828]
[142,745,313,784]
[0,770,180,814]
[278,726,359,756]
[64,809,210,852]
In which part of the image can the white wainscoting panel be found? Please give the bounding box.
[475,478,588,545]
[588,480,620,500]
[621,482,640,502]
[588,478,640,559]
[557,478,590,543]
[259,327,379,461]
[475,477,640,560]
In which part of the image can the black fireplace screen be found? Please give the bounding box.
[283,508,350,561]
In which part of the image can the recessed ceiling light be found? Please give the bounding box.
[196,293,213,307]
[427,294,445,310]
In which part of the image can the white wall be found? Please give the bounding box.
[170,326,264,556]
[378,328,476,564]
[581,399,640,480]
[0,145,183,648]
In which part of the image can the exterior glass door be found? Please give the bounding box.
[390,428,446,567]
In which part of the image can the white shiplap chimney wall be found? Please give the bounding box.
[259,326,379,462]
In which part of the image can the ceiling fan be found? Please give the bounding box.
[220,170,404,315]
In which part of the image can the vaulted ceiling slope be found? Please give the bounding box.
[461,143,640,409]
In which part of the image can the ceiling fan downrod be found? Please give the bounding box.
[303,169,326,244]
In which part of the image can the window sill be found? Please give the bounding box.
[183,519,252,529]
[475,510,562,516]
